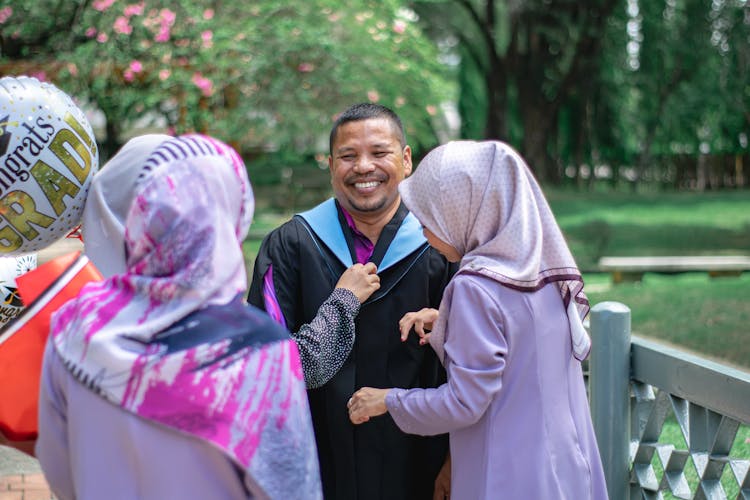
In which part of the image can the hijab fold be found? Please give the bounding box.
[399,141,591,362]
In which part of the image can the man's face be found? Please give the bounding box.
[328,118,412,219]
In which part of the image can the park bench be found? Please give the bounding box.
[597,255,750,283]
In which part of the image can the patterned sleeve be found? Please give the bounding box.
[294,287,360,389]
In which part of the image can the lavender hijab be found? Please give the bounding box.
[398,140,591,362]
[51,134,320,498]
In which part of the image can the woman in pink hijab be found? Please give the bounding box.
[348,141,608,499]
[35,134,322,499]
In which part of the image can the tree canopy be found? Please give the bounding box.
[0,0,451,159]
[1,0,748,190]
[410,0,749,187]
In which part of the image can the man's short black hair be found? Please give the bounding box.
[329,103,406,155]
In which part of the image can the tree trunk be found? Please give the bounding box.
[103,117,121,161]
[483,61,508,140]
[518,95,559,183]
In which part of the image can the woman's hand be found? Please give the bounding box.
[347,387,390,424]
[399,308,439,344]
[335,262,380,303]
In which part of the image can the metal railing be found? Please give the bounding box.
[588,302,750,499]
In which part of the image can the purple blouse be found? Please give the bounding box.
[385,274,608,499]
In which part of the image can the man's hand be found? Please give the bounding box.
[399,308,439,344]
[347,387,389,424]
[433,453,451,500]
[335,262,380,303]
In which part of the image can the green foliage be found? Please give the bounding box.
[408,0,749,187]
[2,0,747,188]
[0,0,452,158]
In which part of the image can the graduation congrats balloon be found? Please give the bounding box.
[0,76,98,255]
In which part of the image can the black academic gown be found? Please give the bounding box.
[248,199,454,500]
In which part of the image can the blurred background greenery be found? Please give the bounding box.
[2,0,747,189]
[2,0,748,368]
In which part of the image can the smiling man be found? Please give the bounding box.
[248,103,455,500]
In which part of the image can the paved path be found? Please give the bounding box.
[0,472,55,499]
[0,447,54,499]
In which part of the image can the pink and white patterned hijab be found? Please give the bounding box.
[50,134,321,498]
[398,140,591,361]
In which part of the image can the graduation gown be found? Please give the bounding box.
[248,199,453,500]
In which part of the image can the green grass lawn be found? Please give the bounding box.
[548,187,750,369]
[546,188,750,271]
[583,272,750,370]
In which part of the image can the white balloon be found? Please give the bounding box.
[0,76,99,255]
[0,254,37,326]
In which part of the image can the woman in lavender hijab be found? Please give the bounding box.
[35,134,322,499]
[348,141,608,499]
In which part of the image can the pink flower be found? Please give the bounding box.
[160,8,176,25]
[158,69,171,81]
[124,2,144,17]
[201,30,213,48]
[123,69,135,82]
[203,9,214,20]
[96,32,109,43]
[113,16,132,35]
[153,9,175,42]
[85,27,98,38]
[155,26,171,42]
[30,71,46,82]
[426,105,437,116]
[129,60,143,73]
[92,0,116,12]
[297,62,314,73]
[67,63,79,76]
[192,72,214,97]
[393,20,406,34]
[0,6,12,24]
[367,90,380,103]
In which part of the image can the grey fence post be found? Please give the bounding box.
[589,301,631,500]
